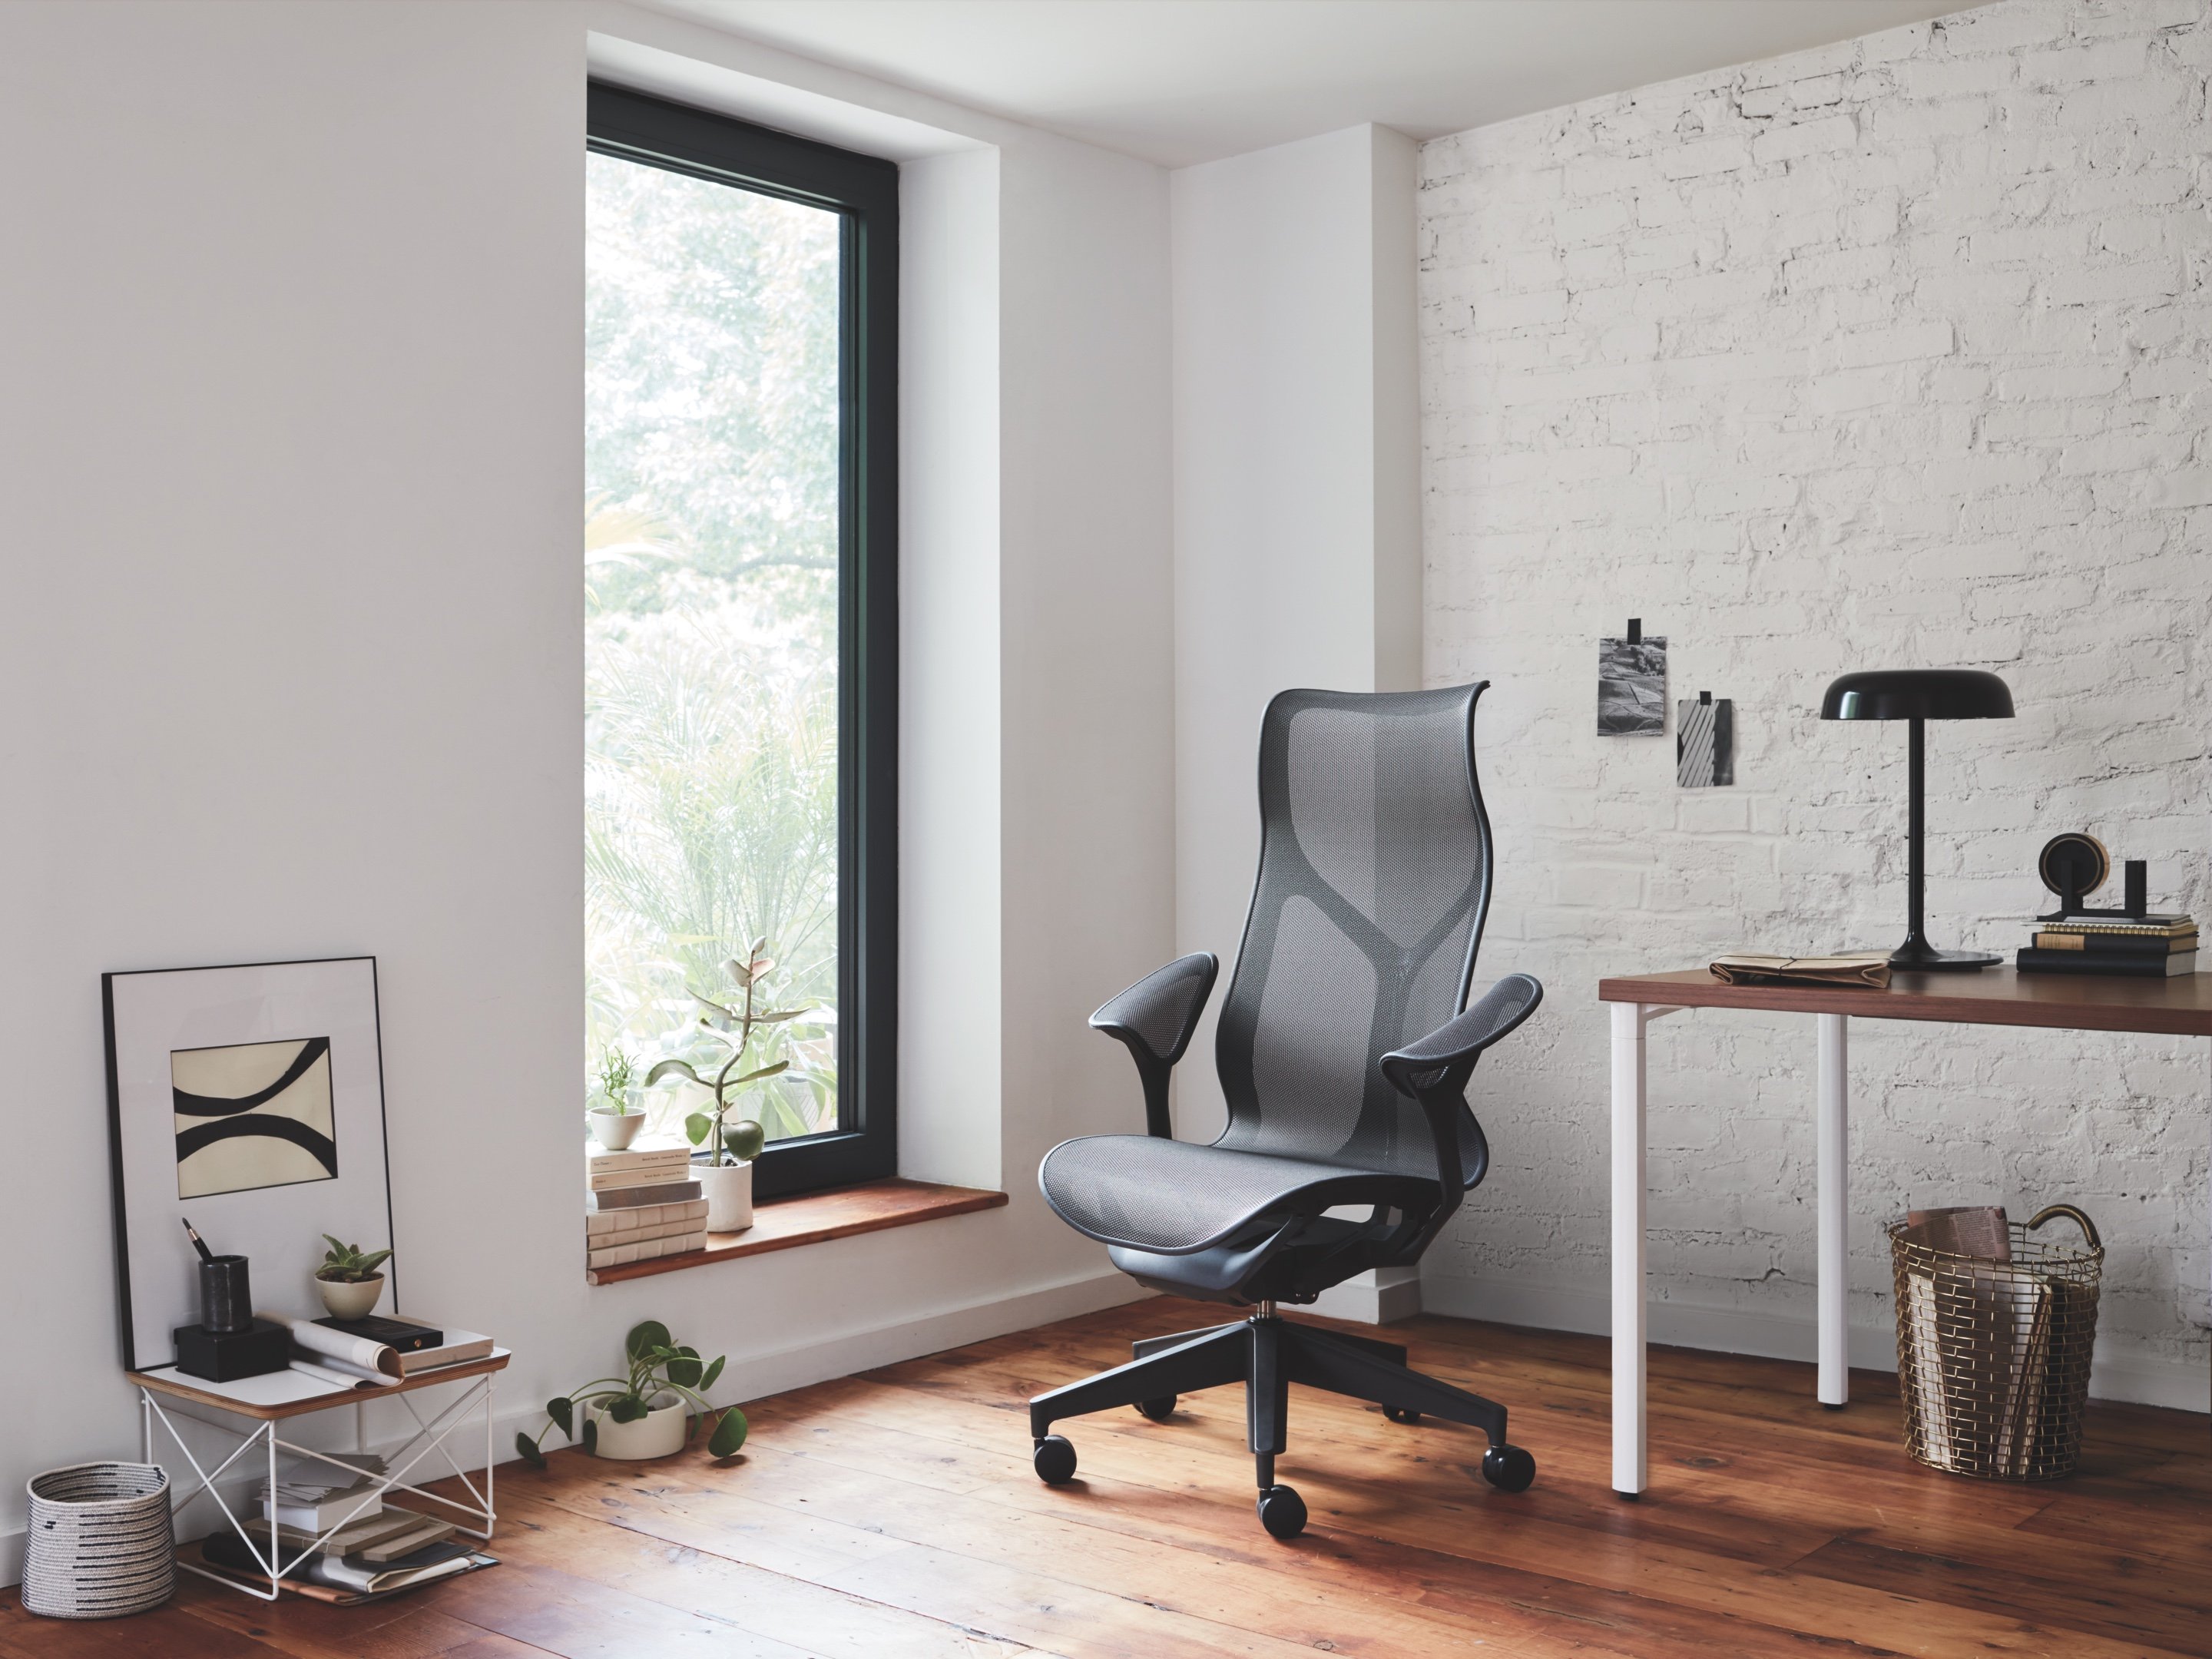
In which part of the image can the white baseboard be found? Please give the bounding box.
[1308,1267,1422,1326]
[0,1267,1145,1591]
[1421,1277,2210,1413]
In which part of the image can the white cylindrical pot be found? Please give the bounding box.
[588,1397,688,1461]
[588,1108,644,1150]
[316,1274,384,1320]
[697,1160,753,1232]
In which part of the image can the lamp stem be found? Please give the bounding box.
[1906,715,1926,953]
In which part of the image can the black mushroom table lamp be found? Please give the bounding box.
[1820,668,2015,971]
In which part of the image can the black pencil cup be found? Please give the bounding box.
[198,1256,252,1334]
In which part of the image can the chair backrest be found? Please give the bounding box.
[1213,683,1493,1181]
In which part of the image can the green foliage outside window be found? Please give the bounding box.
[585,151,841,1146]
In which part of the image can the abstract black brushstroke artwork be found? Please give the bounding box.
[171,1036,338,1199]
[1598,635,1667,735]
[1677,695,1735,787]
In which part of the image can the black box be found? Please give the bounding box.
[174,1318,291,1382]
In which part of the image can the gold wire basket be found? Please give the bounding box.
[1886,1204,2103,1482]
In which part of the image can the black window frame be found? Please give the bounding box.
[587,82,898,1201]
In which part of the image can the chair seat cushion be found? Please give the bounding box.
[1038,1134,1436,1256]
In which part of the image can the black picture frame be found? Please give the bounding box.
[103,956,396,1373]
[587,83,899,1200]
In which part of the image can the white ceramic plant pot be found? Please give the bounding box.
[588,1108,644,1150]
[696,1160,753,1232]
[316,1275,383,1320]
[587,1396,688,1461]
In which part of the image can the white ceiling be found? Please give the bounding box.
[641,0,1972,168]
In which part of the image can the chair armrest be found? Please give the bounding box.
[1090,952,1218,1137]
[1379,974,1543,1204]
[1381,973,1544,1098]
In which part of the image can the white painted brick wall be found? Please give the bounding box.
[1419,0,2210,1401]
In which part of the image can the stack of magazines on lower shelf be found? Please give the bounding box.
[194,1452,495,1601]
[2017,912,2197,978]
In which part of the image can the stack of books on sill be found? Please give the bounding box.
[2017,912,2198,978]
[586,1144,706,1270]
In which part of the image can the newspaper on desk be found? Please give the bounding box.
[1709,953,1892,988]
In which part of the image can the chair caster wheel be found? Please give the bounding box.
[1256,1484,1307,1540]
[1033,1435,1077,1485]
[1482,1443,1536,1493]
[1136,1396,1177,1422]
[1382,1406,1420,1424]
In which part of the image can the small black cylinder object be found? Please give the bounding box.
[2125,859,2147,918]
[198,1256,252,1334]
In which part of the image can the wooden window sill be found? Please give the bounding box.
[586,1177,1008,1285]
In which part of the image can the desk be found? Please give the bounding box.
[1596,967,2212,1498]
[130,1351,508,1601]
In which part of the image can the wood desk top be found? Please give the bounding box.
[1598,966,2212,1038]
[128,1350,509,1420]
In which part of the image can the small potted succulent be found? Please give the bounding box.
[588,1045,645,1150]
[646,942,806,1232]
[314,1235,391,1320]
[515,1320,748,1465]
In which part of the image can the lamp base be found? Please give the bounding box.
[1889,944,2001,972]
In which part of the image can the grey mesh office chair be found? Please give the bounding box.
[1031,682,1544,1540]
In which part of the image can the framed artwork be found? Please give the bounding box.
[1598,633,1667,736]
[1677,694,1735,787]
[103,957,394,1372]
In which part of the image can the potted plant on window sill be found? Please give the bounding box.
[647,942,806,1233]
[588,1045,645,1150]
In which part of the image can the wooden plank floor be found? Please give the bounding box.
[5,1297,2207,1658]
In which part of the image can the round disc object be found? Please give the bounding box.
[1136,1396,1176,1422]
[1032,1435,1077,1485]
[2038,833,2108,901]
[1256,1484,1307,1540]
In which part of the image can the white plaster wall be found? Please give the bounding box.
[1171,124,1422,1145]
[0,0,1172,1581]
[1418,0,2211,1406]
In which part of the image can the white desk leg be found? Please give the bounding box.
[1816,1013,1849,1409]
[1611,1001,1648,1498]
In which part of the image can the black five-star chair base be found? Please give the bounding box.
[1028,1306,1536,1538]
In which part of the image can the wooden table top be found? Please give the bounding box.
[1598,966,2212,1037]
[128,1350,509,1420]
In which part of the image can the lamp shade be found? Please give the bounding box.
[1820,669,2013,721]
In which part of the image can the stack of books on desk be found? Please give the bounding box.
[586,1144,706,1267]
[2017,914,2198,978]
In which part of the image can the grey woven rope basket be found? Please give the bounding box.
[21,1462,174,1619]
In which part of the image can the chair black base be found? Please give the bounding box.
[1028,1309,1535,1538]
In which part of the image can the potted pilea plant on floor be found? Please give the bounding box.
[588,1045,645,1150]
[515,1320,748,1465]
[646,940,807,1233]
[314,1236,391,1320]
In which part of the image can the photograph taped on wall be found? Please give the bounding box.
[1598,635,1667,735]
[104,958,394,1372]
[1677,695,1734,787]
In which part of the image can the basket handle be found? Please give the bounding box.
[2026,1204,2100,1251]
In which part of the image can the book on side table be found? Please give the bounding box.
[2018,912,2197,978]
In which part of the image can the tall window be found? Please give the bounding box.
[586,85,896,1198]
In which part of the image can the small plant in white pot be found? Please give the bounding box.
[646,941,807,1233]
[514,1320,747,1465]
[313,1236,391,1320]
[588,1045,645,1150]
